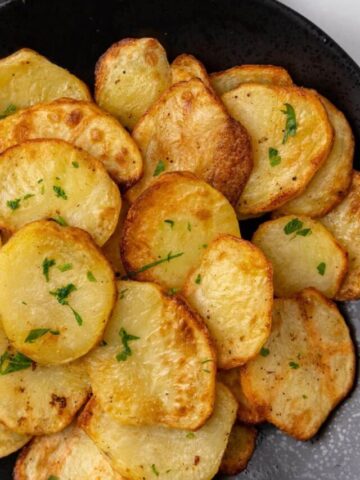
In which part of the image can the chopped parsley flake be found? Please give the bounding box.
[23,193,35,200]
[302,394,308,399]
[186,432,196,439]
[260,347,270,357]
[187,222,192,232]
[164,219,174,228]
[7,198,21,210]
[42,258,56,282]
[52,215,68,226]
[116,328,140,362]
[317,262,326,276]
[49,283,82,326]
[72,161,79,168]
[57,263,73,272]
[289,361,300,369]
[153,160,165,177]
[0,103,16,119]
[25,328,60,343]
[269,147,281,167]
[37,178,43,184]
[151,464,160,476]
[53,185,68,199]
[119,289,128,299]
[167,287,179,296]
[126,251,184,277]
[195,274,202,285]
[47,476,60,480]
[284,218,303,235]
[281,103,297,144]
[87,271,97,282]
[0,351,32,375]
[296,228,312,237]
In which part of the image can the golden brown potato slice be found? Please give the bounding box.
[13,424,124,480]
[102,200,129,278]
[0,422,30,459]
[320,171,360,300]
[171,53,212,88]
[183,235,272,369]
[210,64,293,95]
[252,215,347,298]
[0,48,90,112]
[95,38,171,129]
[0,221,116,365]
[122,172,240,289]
[79,383,237,480]
[0,139,120,246]
[222,84,333,218]
[241,289,355,440]
[275,95,354,217]
[86,280,216,430]
[127,78,252,205]
[0,99,142,188]
[219,423,257,475]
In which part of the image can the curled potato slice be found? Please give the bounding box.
[0,422,30,459]
[0,221,116,364]
[0,139,121,246]
[222,84,333,218]
[241,289,355,440]
[95,37,171,129]
[171,54,212,88]
[86,280,216,430]
[252,215,347,298]
[122,172,240,289]
[79,383,237,480]
[0,98,142,187]
[183,234,272,368]
[219,423,257,475]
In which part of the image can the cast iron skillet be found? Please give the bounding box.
[0,0,359,478]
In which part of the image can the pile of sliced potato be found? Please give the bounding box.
[0,36,357,480]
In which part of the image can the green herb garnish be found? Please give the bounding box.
[164,219,174,228]
[151,464,160,477]
[187,222,192,232]
[0,104,16,119]
[317,262,326,276]
[6,198,21,210]
[57,263,73,272]
[23,193,35,200]
[0,351,32,375]
[195,274,202,285]
[50,283,82,325]
[116,328,140,362]
[37,178,43,184]
[269,147,281,167]
[47,476,60,480]
[289,361,300,369]
[281,103,297,144]
[296,228,312,237]
[42,258,56,282]
[260,347,270,357]
[25,328,60,343]
[284,218,303,234]
[53,185,68,199]
[72,161,79,168]
[153,160,165,177]
[167,287,179,296]
[87,271,97,282]
[126,251,184,277]
[186,432,196,439]
[52,215,68,226]
[119,289,128,299]
[70,307,83,326]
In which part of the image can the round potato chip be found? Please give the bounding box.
[219,423,257,475]
[0,221,116,365]
[171,54,212,88]
[0,422,30,459]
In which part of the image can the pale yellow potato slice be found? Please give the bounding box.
[95,38,171,129]
[211,64,293,95]
[241,289,355,440]
[171,53,212,88]
[79,383,237,480]
[0,48,90,112]
[320,171,360,300]
[222,84,333,218]
[0,221,116,365]
[252,215,347,298]
[275,95,354,217]
[183,235,272,368]
[0,99,142,188]
[13,424,124,480]
[219,423,257,475]
[102,200,129,278]
[122,172,240,289]
[0,422,30,459]
[0,139,121,246]
[86,280,216,430]
[127,78,252,205]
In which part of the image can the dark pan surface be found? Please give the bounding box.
[0,0,359,478]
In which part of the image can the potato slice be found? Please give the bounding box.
[13,424,124,480]
[122,172,240,289]
[275,95,354,217]
[102,200,129,278]
[0,139,120,246]
[0,221,116,365]
[320,171,360,300]
[218,368,265,424]
[171,54,212,88]
[0,48,90,112]
[0,98,142,188]
[0,422,30,459]
[252,215,347,298]
[86,279,216,429]
[219,423,257,475]
[127,78,252,205]
[183,235,272,368]
[79,383,237,480]
[211,64,293,95]
[241,289,355,440]
[95,38,171,129]
[222,84,333,218]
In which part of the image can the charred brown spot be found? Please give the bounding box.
[66,109,83,127]
[90,128,104,142]
[194,456,201,466]
[50,394,67,410]
[195,209,211,221]
[14,121,31,143]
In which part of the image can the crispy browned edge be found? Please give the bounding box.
[219,424,257,475]
[13,439,33,480]
[171,53,213,89]
[210,64,293,86]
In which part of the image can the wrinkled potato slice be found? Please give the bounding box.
[127,78,252,205]
[0,99,142,187]
[183,235,272,368]
[321,171,360,300]
[275,95,354,217]
[102,200,129,278]
[13,424,124,480]
[122,172,240,289]
[95,37,171,129]
[171,53,212,88]
[210,64,293,95]
[252,215,347,298]
[0,139,121,246]
[79,383,237,480]
[0,221,116,364]
[222,84,333,217]
[219,423,257,475]
[86,280,216,430]
[0,422,30,459]
[0,48,90,112]
[241,290,355,440]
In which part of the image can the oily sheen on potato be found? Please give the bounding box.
[222,84,333,218]
[0,221,116,364]
[241,289,355,440]
[127,78,252,205]
[171,54,212,88]
[219,423,257,475]
[79,383,237,480]
[0,139,121,246]
[252,215,347,298]
[121,172,241,289]
[0,98,142,187]
[0,422,30,459]
[183,235,273,369]
[86,280,216,430]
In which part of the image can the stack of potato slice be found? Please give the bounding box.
[0,37,357,480]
